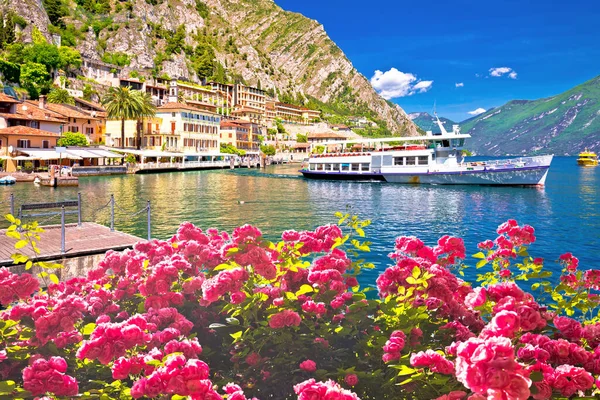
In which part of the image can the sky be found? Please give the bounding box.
[275,0,600,122]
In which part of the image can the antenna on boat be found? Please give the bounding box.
[433,101,449,136]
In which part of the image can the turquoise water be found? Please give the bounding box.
[1,156,598,284]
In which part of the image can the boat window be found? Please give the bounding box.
[351,164,360,171]
[309,164,316,171]
[324,164,332,171]
[459,139,465,147]
[393,157,404,166]
[316,164,324,171]
[331,164,340,171]
[406,157,416,166]
[442,140,450,147]
[417,156,429,165]
[432,153,436,161]
[341,163,350,172]
[361,163,370,171]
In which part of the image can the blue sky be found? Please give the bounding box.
[275,0,600,122]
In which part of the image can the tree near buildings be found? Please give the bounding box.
[58,46,82,72]
[20,62,50,99]
[57,132,88,147]
[260,144,276,156]
[47,88,74,105]
[102,87,156,151]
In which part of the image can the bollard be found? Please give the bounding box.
[110,194,115,232]
[61,205,66,254]
[9,193,14,216]
[77,192,82,227]
[147,200,151,240]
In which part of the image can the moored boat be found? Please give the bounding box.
[577,149,598,166]
[0,176,16,185]
[300,117,553,186]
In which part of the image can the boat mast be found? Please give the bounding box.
[433,103,449,136]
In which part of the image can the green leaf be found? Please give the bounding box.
[208,323,227,329]
[82,323,96,336]
[396,365,416,376]
[6,231,21,240]
[405,277,418,285]
[531,283,540,291]
[5,214,16,223]
[355,228,365,237]
[476,259,488,269]
[530,371,543,382]
[472,252,486,259]
[14,240,28,249]
[213,263,235,271]
[295,284,314,296]
[49,273,59,284]
[226,318,240,326]
[397,377,413,386]
[0,380,16,393]
[230,331,243,340]
[411,267,420,279]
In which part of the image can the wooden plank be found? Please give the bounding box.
[21,200,79,210]
[0,222,143,267]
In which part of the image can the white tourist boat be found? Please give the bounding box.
[300,117,553,186]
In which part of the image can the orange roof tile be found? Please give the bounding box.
[158,102,209,112]
[45,103,99,120]
[0,93,19,103]
[15,101,67,123]
[0,126,60,137]
[231,107,262,114]
[307,132,349,139]
[74,98,106,112]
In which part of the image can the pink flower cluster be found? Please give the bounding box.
[456,336,531,399]
[308,249,352,294]
[201,268,249,304]
[382,330,406,363]
[0,267,39,306]
[269,309,302,329]
[77,316,151,365]
[294,379,360,400]
[410,350,454,374]
[299,359,317,372]
[22,357,78,397]
[131,354,220,399]
[282,224,343,255]
[222,383,258,400]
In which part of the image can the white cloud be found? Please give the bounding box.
[468,108,487,116]
[489,67,518,79]
[370,68,433,99]
[455,82,464,88]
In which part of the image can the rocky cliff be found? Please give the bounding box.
[6,0,419,136]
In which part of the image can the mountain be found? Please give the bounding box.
[461,75,600,155]
[408,112,457,134]
[5,0,418,136]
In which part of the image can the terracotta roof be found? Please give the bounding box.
[0,126,60,137]
[307,132,349,139]
[45,103,99,120]
[0,93,19,103]
[220,121,245,129]
[22,101,67,122]
[186,100,217,109]
[158,102,205,112]
[74,98,106,112]
[293,143,311,148]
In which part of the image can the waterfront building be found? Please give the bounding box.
[233,84,266,116]
[230,106,264,126]
[274,102,321,125]
[145,83,168,106]
[105,117,163,149]
[220,120,249,150]
[43,99,105,144]
[155,102,221,153]
[307,132,349,143]
[0,94,66,135]
[0,126,60,172]
[235,121,262,153]
[172,81,232,116]
[265,101,277,124]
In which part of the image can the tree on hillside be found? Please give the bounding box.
[47,88,74,105]
[57,132,88,147]
[42,0,69,28]
[102,87,156,151]
[296,134,307,143]
[58,46,82,72]
[24,43,61,72]
[20,62,51,99]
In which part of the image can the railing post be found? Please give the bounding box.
[77,192,82,227]
[147,200,151,240]
[9,193,14,216]
[110,194,115,232]
[61,205,66,254]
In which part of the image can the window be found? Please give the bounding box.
[417,156,429,166]
[86,127,94,135]
[393,157,404,166]
[324,164,332,171]
[351,164,360,171]
[31,121,40,129]
[69,126,79,133]
[172,112,176,117]
[17,139,31,148]
[316,164,324,171]
[42,140,49,149]
[229,133,232,138]
[341,164,350,172]
[331,164,339,172]
[406,157,416,166]
[361,163,370,171]
[0,139,2,147]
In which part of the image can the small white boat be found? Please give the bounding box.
[34,177,41,185]
[0,176,17,185]
[301,116,553,186]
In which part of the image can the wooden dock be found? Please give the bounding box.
[0,222,143,267]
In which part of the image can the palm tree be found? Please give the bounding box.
[102,86,156,150]
[47,88,74,105]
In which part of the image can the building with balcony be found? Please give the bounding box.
[220,120,249,150]
[81,57,121,86]
[156,102,221,153]
[105,117,163,149]
[233,84,266,116]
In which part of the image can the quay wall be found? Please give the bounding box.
[72,166,127,176]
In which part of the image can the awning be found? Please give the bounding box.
[87,149,124,158]
[65,149,123,159]
[17,149,82,160]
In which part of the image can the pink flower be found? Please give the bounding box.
[344,373,358,386]
[299,360,317,372]
[268,310,301,329]
[559,253,579,272]
[553,364,593,397]
[294,379,359,400]
[465,287,486,310]
[410,350,454,375]
[435,391,467,400]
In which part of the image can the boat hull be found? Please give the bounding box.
[577,160,598,166]
[301,165,551,186]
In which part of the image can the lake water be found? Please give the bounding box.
[1,156,598,285]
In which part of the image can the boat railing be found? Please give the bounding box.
[476,155,552,169]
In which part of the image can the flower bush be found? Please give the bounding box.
[1,213,600,399]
